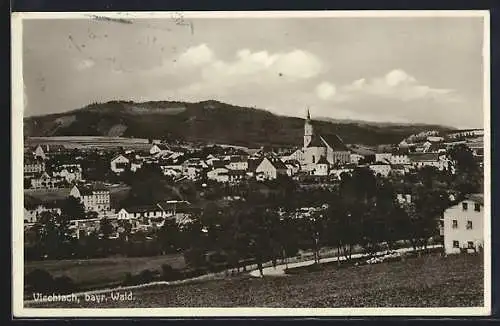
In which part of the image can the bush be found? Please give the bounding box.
[25,269,54,294]
[161,264,181,281]
[137,269,156,284]
[52,276,76,294]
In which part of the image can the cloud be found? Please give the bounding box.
[177,43,214,66]
[315,82,336,100]
[340,69,459,103]
[76,59,95,71]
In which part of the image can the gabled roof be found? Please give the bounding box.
[75,183,109,195]
[263,157,288,170]
[320,134,349,151]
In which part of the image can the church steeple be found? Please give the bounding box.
[304,107,313,148]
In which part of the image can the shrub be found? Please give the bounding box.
[137,269,156,284]
[25,269,54,294]
[161,264,181,281]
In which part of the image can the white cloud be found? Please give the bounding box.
[315,82,336,100]
[177,43,215,66]
[76,59,95,71]
[338,69,459,103]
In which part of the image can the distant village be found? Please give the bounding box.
[23,111,484,256]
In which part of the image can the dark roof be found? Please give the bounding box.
[265,157,287,170]
[123,205,162,213]
[248,158,263,172]
[76,183,109,195]
[320,134,349,151]
[308,135,325,148]
[465,193,484,205]
[409,153,440,162]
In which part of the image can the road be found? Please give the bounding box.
[249,244,442,277]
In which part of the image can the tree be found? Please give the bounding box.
[60,196,86,220]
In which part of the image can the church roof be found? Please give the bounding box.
[320,134,349,151]
[317,156,329,165]
[308,135,325,147]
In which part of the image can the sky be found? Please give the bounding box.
[22,15,485,128]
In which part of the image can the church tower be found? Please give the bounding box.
[303,108,313,148]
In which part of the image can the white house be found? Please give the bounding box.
[110,154,130,174]
[443,194,484,254]
[226,156,249,171]
[255,157,288,180]
[52,164,83,183]
[30,172,65,189]
[389,154,411,165]
[409,153,450,171]
[24,204,62,223]
[70,184,111,213]
[34,145,47,160]
[150,144,170,155]
[207,167,230,183]
[375,153,392,163]
[350,153,365,165]
[368,162,392,177]
[314,156,330,176]
[24,159,46,175]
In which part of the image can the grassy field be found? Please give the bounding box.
[25,253,185,290]
[24,185,131,207]
[25,253,483,308]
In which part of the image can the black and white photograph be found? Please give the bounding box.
[11,11,490,317]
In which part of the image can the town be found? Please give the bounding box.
[23,110,485,303]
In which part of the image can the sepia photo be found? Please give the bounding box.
[11,11,491,317]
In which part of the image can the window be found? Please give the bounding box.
[453,240,459,248]
[474,203,481,212]
[452,220,458,229]
[468,241,474,249]
[462,202,468,211]
[466,220,473,230]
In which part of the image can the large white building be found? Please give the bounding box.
[443,194,484,254]
[70,184,111,213]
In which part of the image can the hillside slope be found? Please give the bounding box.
[24,100,455,147]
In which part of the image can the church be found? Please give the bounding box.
[287,109,350,172]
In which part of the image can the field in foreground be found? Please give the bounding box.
[26,253,483,308]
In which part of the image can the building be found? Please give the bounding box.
[443,194,484,254]
[314,156,330,176]
[409,153,450,171]
[110,154,130,174]
[368,162,392,178]
[255,157,288,180]
[225,156,249,171]
[118,205,167,227]
[30,172,65,189]
[24,159,46,175]
[24,204,62,223]
[375,153,392,163]
[389,153,411,165]
[291,110,350,171]
[52,164,83,183]
[207,167,230,183]
[34,145,47,160]
[70,184,111,213]
[150,144,170,156]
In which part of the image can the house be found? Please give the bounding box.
[375,153,392,163]
[118,205,167,228]
[350,153,365,165]
[409,153,450,171]
[34,145,47,160]
[69,218,102,239]
[207,167,230,183]
[70,184,111,213]
[255,157,288,180]
[284,160,301,177]
[157,200,193,225]
[24,159,46,175]
[30,172,65,189]
[226,156,249,171]
[389,153,411,165]
[24,204,62,223]
[396,194,412,205]
[227,169,247,183]
[52,164,83,183]
[368,162,392,177]
[150,144,170,155]
[314,156,330,176]
[110,154,130,174]
[130,160,143,172]
[443,194,484,254]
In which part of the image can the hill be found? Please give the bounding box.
[23,100,455,147]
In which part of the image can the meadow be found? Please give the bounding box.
[25,253,484,308]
